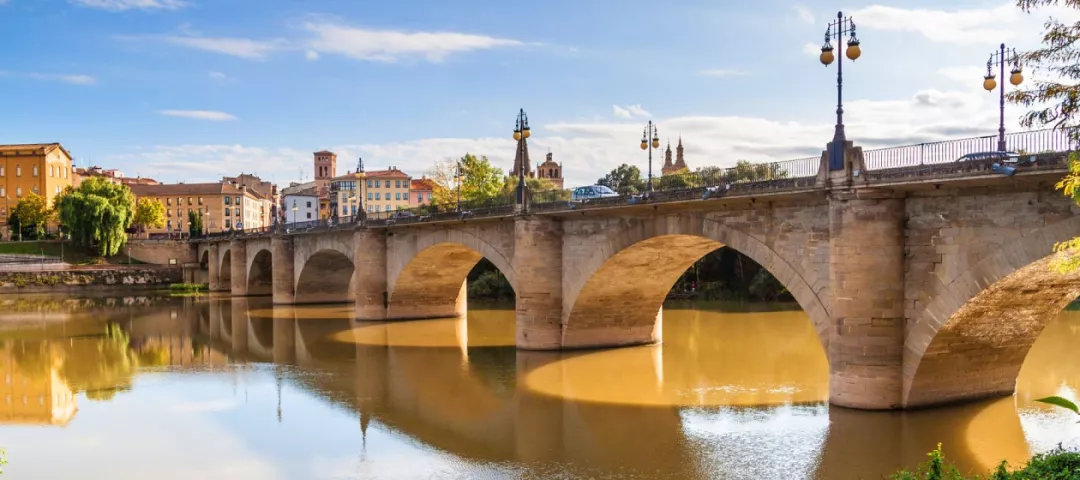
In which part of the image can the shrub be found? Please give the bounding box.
[892,444,1080,479]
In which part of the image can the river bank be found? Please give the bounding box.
[0,267,181,294]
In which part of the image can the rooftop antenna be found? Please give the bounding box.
[356,156,364,173]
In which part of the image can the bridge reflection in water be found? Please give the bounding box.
[0,295,1078,479]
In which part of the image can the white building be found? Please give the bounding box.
[283,190,319,224]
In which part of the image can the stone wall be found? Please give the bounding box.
[128,239,197,265]
[0,267,182,294]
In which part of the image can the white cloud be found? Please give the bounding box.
[612,104,651,119]
[793,5,815,24]
[303,22,522,62]
[24,73,97,85]
[850,3,1080,46]
[803,42,822,57]
[699,68,747,78]
[70,0,187,11]
[162,35,287,60]
[158,110,237,121]
[208,71,228,80]
[305,50,319,60]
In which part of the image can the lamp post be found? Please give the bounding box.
[982,44,1023,152]
[291,199,298,225]
[455,159,463,212]
[819,11,862,171]
[513,108,531,212]
[640,121,661,193]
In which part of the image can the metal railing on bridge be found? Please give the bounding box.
[189,128,1074,240]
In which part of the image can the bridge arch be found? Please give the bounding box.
[295,249,355,304]
[386,226,516,320]
[903,215,1080,408]
[563,214,830,350]
[247,249,273,296]
[219,248,232,287]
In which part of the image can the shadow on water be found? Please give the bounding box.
[0,296,1078,479]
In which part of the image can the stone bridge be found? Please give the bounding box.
[191,144,1079,410]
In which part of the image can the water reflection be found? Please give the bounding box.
[0,296,1077,479]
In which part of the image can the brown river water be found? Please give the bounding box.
[0,294,1077,479]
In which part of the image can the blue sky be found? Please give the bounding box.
[0,0,1068,187]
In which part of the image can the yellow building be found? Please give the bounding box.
[0,143,75,231]
[330,171,365,218]
[365,168,412,213]
[130,181,274,236]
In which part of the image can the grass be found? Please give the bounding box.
[169,283,208,296]
[0,240,147,266]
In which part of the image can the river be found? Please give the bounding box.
[0,294,1077,479]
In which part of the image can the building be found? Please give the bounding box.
[0,143,74,233]
[661,138,689,176]
[410,177,437,207]
[283,188,319,223]
[73,166,123,187]
[129,181,274,236]
[0,344,77,426]
[313,150,337,199]
[364,168,411,213]
[222,173,278,225]
[330,172,365,218]
[536,151,564,189]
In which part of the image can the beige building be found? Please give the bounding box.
[410,177,437,207]
[330,171,365,218]
[0,143,75,231]
[130,180,274,236]
[364,168,411,213]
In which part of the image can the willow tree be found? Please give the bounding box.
[55,177,135,257]
[1009,0,1080,272]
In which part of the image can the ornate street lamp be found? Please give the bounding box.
[982,44,1023,152]
[513,108,531,211]
[819,11,862,171]
[640,121,661,193]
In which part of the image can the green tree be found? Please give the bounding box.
[429,153,505,205]
[501,176,568,201]
[597,164,645,195]
[187,209,203,237]
[54,177,135,257]
[724,160,790,183]
[1009,0,1080,273]
[11,193,51,240]
[132,198,165,235]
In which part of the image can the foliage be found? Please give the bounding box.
[748,268,789,301]
[54,177,135,257]
[1036,395,1080,415]
[1008,0,1080,273]
[0,447,5,475]
[891,444,1080,479]
[187,209,203,237]
[503,176,566,201]
[429,153,505,206]
[11,192,52,240]
[467,269,515,300]
[725,160,789,183]
[132,198,165,233]
[597,164,646,194]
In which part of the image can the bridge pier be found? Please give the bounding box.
[207,243,226,292]
[354,229,388,321]
[271,236,295,304]
[828,190,906,410]
[515,218,564,350]
[230,240,248,296]
[230,297,249,353]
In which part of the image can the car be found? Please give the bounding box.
[384,210,417,225]
[956,151,1035,165]
[570,185,619,202]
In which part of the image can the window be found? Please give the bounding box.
[395,192,401,200]
[176,208,181,217]
[167,220,172,230]
[375,180,381,188]
[374,205,381,212]
[0,188,5,197]
[306,201,312,208]
[385,204,390,211]
[49,166,53,177]
[403,192,409,200]
[367,193,373,200]
[166,198,171,206]
[15,165,20,177]
[367,180,372,188]
[235,196,240,204]
[306,212,312,219]
[32,166,37,177]
[167,210,172,217]
[177,197,181,206]
[14,187,20,197]
[32,186,38,195]
[225,219,231,229]
[225,196,231,205]
[198,197,203,205]
[0,166,4,176]
[64,168,68,179]
[55,186,60,195]
[224,208,230,217]
[367,205,373,213]
[188,197,192,205]
[428,193,433,200]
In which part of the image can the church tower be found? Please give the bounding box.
[537,150,564,189]
[675,137,687,171]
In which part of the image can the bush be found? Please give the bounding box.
[891,444,1080,479]
[468,270,513,300]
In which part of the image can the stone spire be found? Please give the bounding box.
[675,136,687,170]
[663,141,673,170]
[512,136,533,178]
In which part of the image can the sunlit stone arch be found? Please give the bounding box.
[293,231,356,304]
[903,214,1080,408]
[246,249,273,296]
[562,213,830,350]
[386,224,516,320]
[219,247,232,287]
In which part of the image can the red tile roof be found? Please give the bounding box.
[365,168,410,179]
[410,178,437,191]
